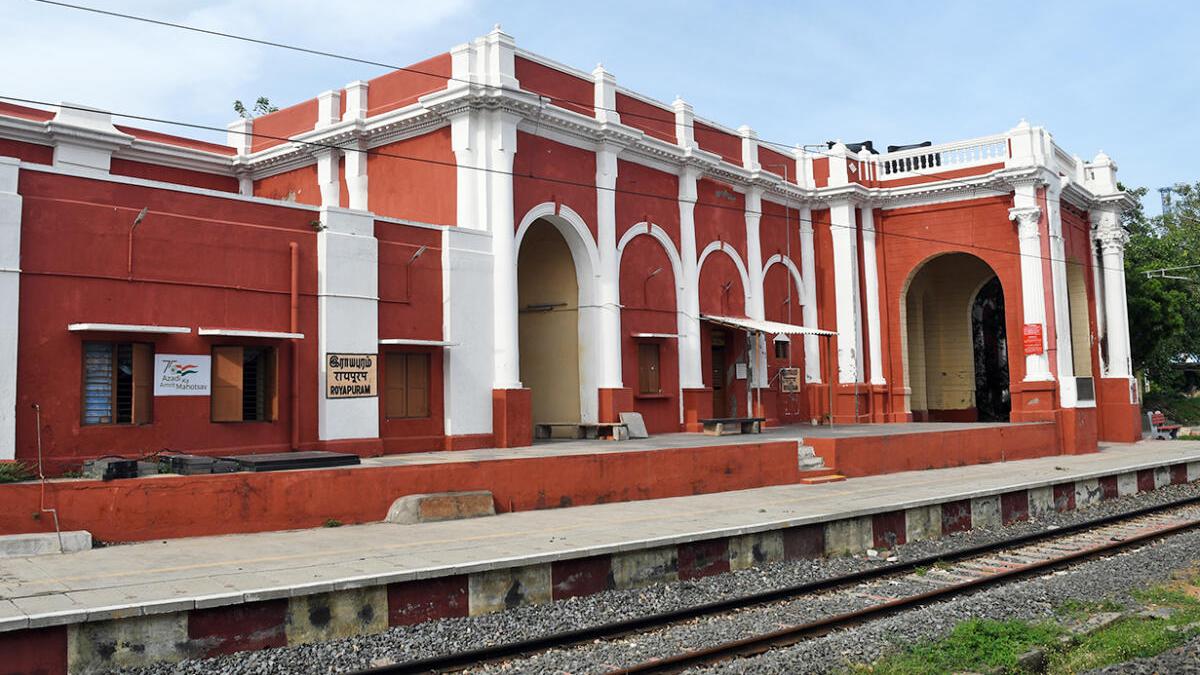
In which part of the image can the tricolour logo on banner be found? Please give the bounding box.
[154,354,212,396]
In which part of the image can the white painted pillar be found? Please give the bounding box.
[593,64,619,125]
[490,110,522,389]
[316,207,379,441]
[1046,183,1076,406]
[1009,183,1053,381]
[744,187,767,388]
[315,90,342,209]
[0,157,20,460]
[829,199,863,383]
[595,143,624,389]
[342,81,370,211]
[677,165,703,389]
[442,227,495,437]
[860,205,885,385]
[50,103,130,173]
[798,206,821,383]
[227,118,254,196]
[1092,208,1132,378]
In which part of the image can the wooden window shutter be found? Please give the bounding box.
[212,346,244,422]
[385,352,407,419]
[406,353,429,418]
[132,343,154,425]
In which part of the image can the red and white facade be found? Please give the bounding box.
[0,28,1140,471]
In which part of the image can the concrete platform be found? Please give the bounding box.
[0,422,1057,542]
[1,440,1198,672]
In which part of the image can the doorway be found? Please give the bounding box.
[517,219,581,424]
[971,276,1010,422]
[711,329,728,417]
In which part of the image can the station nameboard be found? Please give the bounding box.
[325,353,378,399]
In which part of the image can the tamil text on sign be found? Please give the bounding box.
[325,353,378,398]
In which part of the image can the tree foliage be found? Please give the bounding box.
[1122,181,1200,390]
[232,96,279,119]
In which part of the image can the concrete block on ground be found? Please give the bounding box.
[728,531,784,571]
[284,587,387,645]
[824,516,872,556]
[1075,478,1103,510]
[1028,486,1055,518]
[970,495,1001,530]
[0,531,91,558]
[68,612,188,672]
[468,564,551,616]
[611,547,678,589]
[905,505,942,542]
[1189,461,1200,483]
[1153,466,1171,489]
[386,491,495,524]
[1117,472,1138,497]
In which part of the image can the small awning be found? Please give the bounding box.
[68,323,191,334]
[630,332,678,339]
[198,328,304,339]
[701,314,836,337]
[379,338,459,347]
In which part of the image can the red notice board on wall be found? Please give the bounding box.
[1022,323,1044,355]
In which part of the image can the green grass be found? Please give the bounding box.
[0,461,32,483]
[850,575,1200,674]
[847,619,1063,674]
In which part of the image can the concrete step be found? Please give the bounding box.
[0,530,92,557]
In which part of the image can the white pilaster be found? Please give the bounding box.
[342,81,370,211]
[315,91,343,208]
[739,126,760,173]
[596,143,623,389]
[489,110,522,389]
[860,206,885,385]
[0,158,20,460]
[1046,182,1077,405]
[677,165,703,389]
[317,207,379,441]
[798,206,821,383]
[593,64,619,125]
[49,103,131,173]
[829,200,863,383]
[673,97,696,150]
[227,118,253,155]
[1009,182,1053,381]
[744,186,767,387]
[442,227,495,437]
[1092,207,1132,379]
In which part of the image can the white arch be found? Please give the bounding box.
[696,240,753,313]
[762,253,806,302]
[514,202,602,423]
[616,222,685,297]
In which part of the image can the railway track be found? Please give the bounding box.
[354,494,1200,675]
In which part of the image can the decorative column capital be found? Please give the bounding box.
[1089,208,1128,252]
[1008,206,1042,240]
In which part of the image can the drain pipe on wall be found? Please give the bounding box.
[289,242,301,450]
[31,404,64,553]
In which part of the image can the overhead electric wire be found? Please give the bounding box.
[0,95,1134,278]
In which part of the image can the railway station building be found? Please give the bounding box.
[0,27,1141,473]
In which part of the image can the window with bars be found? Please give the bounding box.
[637,342,661,394]
[82,341,153,426]
[385,352,430,419]
[212,346,278,422]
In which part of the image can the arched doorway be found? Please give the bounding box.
[517,218,582,425]
[903,253,1010,422]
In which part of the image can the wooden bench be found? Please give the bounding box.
[533,422,629,441]
[699,417,766,436]
[1147,411,1182,440]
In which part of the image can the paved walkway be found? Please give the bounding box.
[2,440,1198,632]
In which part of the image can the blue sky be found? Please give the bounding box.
[4,1,1196,213]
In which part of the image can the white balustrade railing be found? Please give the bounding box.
[869,134,1009,180]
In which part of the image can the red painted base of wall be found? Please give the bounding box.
[492,388,532,448]
[1098,377,1142,443]
[0,439,803,542]
[1060,407,1100,455]
[805,422,1062,478]
[598,387,634,423]
[832,385,871,424]
[682,387,713,432]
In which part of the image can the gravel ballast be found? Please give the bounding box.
[117,480,1200,675]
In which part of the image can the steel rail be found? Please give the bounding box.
[353,492,1200,675]
[612,507,1200,674]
